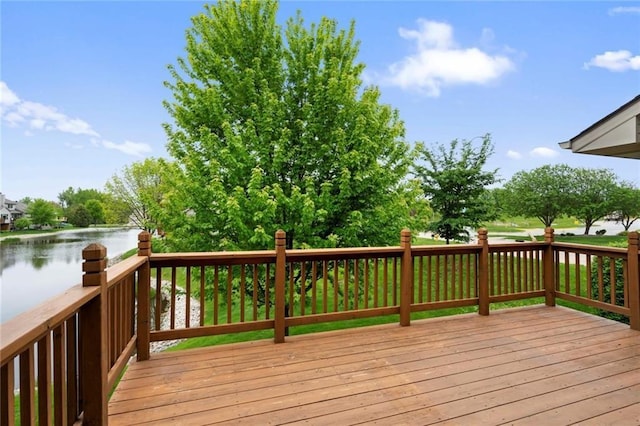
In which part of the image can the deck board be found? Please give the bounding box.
[108,306,640,425]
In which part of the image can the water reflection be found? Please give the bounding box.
[1,228,140,323]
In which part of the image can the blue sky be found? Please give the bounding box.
[1,1,639,202]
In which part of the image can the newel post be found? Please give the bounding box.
[478,228,490,316]
[400,229,412,326]
[137,231,151,361]
[274,230,287,343]
[627,232,639,331]
[80,243,108,425]
[543,227,556,307]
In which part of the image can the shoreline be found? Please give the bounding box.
[0,226,136,242]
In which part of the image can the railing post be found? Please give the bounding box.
[478,228,490,316]
[137,231,151,361]
[627,232,639,331]
[400,229,412,326]
[543,227,556,307]
[80,243,108,425]
[274,230,286,343]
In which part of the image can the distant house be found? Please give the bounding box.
[559,95,640,159]
[0,193,28,230]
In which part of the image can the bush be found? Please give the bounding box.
[590,241,628,324]
[13,218,31,230]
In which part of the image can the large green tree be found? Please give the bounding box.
[27,198,56,226]
[162,0,423,252]
[502,164,574,227]
[413,135,499,244]
[85,199,106,225]
[611,182,640,231]
[567,168,618,235]
[58,187,104,210]
[105,158,176,233]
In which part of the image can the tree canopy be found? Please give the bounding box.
[105,158,174,232]
[611,182,640,231]
[162,0,425,251]
[413,135,499,243]
[502,164,574,228]
[567,167,618,235]
[27,199,56,226]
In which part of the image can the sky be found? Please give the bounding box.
[1,1,639,202]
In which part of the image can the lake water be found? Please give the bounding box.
[0,228,141,323]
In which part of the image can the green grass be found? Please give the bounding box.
[0,228,66,238]
[483,216,584,232]
[537,234,626,246]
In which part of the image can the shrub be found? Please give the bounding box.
[14,218,31,230]
[590,241,628,324]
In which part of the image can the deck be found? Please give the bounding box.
[108,305,640,425]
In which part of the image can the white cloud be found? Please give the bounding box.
[0,81,20,107]
[506,150,523,160]
[530,147,559,158]
[102,139,152,157]
[1,82,100,137]
[608,6,640,15]
[1,81,152,158]
[584,50,640,72]
[386,19,516,96]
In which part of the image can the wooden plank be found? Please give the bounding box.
[0,286,98,364]
[108,306,640,425]
[37,334,52,425]
[1,360,15,426]
[507,384,640,425]
[19,347,35,425]
[577,402,640,425]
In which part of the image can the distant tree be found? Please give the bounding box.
[105,158,174,232]
[27,198,56,226]
[162,0,423,252]
[567,168,618,235]
[610,182,640,231]
[19,197,33,206]
[14,217,31,230]
[58,187,104,210]
[67,204,92,227]
[502,164,574,228]
[85,199,106,225]
[103,194,131,225]
[413,135,499,244]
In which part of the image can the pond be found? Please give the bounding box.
[1,228,141,323]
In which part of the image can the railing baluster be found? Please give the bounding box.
[66,316,78,424]
[186,267,192,328]
[200,266,206,326]
[239,265,245,322]
[37,333,53,425]
[253,264,259,321]
[214,266,219,325]
[1,360,14,426]
[19,347,35,425]
[322,261,328,313]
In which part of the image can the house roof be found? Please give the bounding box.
[559,94,640,159]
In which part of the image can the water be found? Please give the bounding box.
[0,228,141,323]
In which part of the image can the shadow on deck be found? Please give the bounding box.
[109,305,640,425]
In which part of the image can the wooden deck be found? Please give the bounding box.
[108,305,640,425]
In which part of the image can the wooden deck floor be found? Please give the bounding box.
[109,305,640,425]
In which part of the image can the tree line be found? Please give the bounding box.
[16,0,640,245]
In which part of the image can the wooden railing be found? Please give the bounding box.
[1,228,638,424]
[0,234,150,425]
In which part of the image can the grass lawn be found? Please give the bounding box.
[483,216,585,233]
